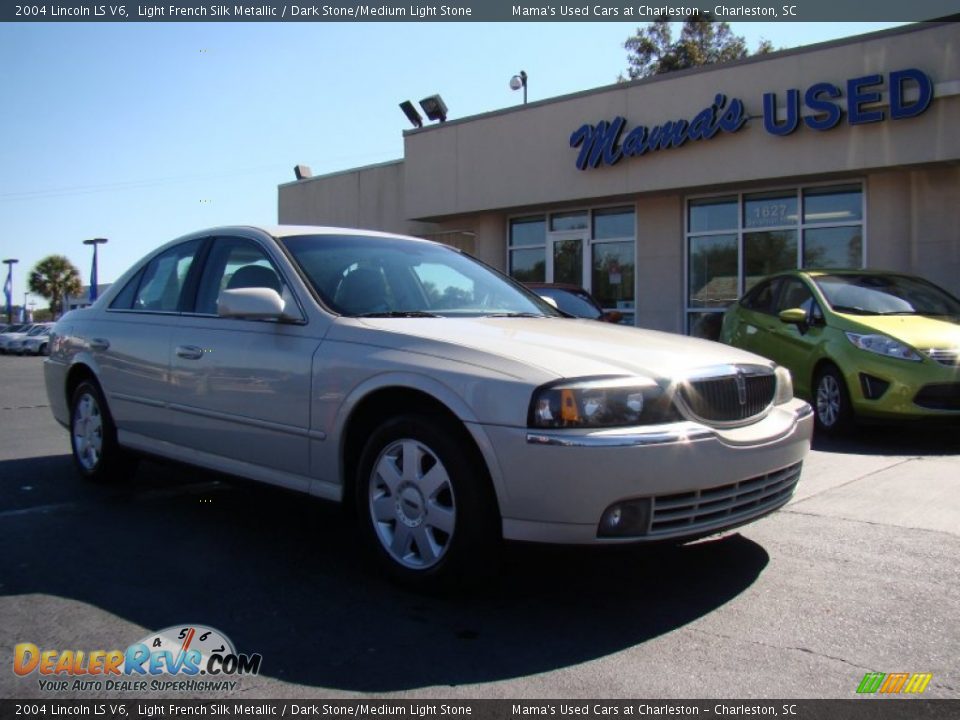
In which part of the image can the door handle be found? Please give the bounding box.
[175,345,204,360]
[89,338,110,351]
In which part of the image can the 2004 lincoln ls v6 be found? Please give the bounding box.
[45,226,813,585]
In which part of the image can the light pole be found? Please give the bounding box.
[3,258,18,325]
[510,70,528,104]
[22,291,28,323]
[83,238,108,302]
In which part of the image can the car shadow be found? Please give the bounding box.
[812,423,960,456]
[1,454,771,692]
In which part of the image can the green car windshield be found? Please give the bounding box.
[814,274,960,317]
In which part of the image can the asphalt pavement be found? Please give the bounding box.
[1,355,958,699]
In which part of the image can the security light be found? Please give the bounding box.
[294,164,312,180]
[399,100,423,129]
[419,95,448,123]
[510,70,528,104]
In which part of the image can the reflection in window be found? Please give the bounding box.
[550,212,588,232]
[743,230,797,293]
[553,239,583,286]
[689,235,738,308]
[591,241,635,310]
[803,227,862,268]
[688,197,737,233]
[744,192,798,229]
[509,247,546,282]
[803,184,862,223]
[593,207,635,239]
[509,217,546,247]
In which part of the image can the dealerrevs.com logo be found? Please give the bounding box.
[14,624,262,693]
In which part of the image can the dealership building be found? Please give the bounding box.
[278,22,960,337]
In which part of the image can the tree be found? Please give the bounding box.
[28,255,82,318]
[622,14,773,81]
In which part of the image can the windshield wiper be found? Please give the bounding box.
[483,312,545,318]
[830,305,881,316]
[355,310,441,318]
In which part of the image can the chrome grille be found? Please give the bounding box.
[679,370,775,424]
[650,463,802,538]
[926,349,960,366]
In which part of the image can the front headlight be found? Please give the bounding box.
[774,366,794,405]
[529,377,680,429]
[845,332,922,362]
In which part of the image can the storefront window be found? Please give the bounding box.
[743,192,798,229]
[803,184,863,223]
[743,230,798,292]
[688,197,737,233]
[509,207,636,324]
[592,241,635,313]
[804,226,862,268]
[510,216,546,246]
[689,235,738,308]
[593,207,635,239]
[685,183,864,338]
[550,212,588,232]
[509,247,546,283]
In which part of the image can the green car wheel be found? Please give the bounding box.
[814,365,854,435]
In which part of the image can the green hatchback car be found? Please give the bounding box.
[720,270,960,433]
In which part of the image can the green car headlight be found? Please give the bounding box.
[529,377,680,429]
[774,366,794,405]
[845,332,922,362]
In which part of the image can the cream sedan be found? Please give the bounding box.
[45,226,812,585]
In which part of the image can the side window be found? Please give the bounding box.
[194,238,286,316]
[109,267,145,310]
[777,278,815,313]
[741,279,779,315]
[128,240,201,313]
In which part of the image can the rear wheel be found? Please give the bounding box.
[70,380,138,482]
[355,413,499,588]
[814,364,854,435]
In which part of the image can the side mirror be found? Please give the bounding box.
[539,295,559,309]
[218,287,292,320]
[779,308,808,325]
[603,310,623,324]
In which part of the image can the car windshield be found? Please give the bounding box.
[3,325,27,334]
[281,234,561,318]
[814,274,960,317]
[26,325,49,336]
[535,287,603,319]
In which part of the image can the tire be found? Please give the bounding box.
[813,364,854,435]
[69,380,138,482]
[355,413,500,588]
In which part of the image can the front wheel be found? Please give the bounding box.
[814,364,854,435]
[70,380,138,482]
[355,414,500,588]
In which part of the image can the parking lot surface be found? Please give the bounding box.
[1,355,958,699]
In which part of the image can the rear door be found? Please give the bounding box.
[92,238,203,443]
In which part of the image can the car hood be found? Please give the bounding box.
[339,316,772,380]
[839,314,960,351]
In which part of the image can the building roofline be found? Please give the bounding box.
[402,20,953,136]
[278,158,404,189]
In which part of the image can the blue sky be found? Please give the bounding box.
[0,21,904,308]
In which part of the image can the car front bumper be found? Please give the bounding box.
[838,353,960,419]
[484,398,813,544]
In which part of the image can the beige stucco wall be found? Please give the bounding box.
[401,23,960,221]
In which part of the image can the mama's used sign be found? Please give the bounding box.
[570,68,933,171]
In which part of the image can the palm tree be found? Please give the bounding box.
[28,255,82,319]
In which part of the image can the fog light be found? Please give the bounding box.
[598,498,652,538]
